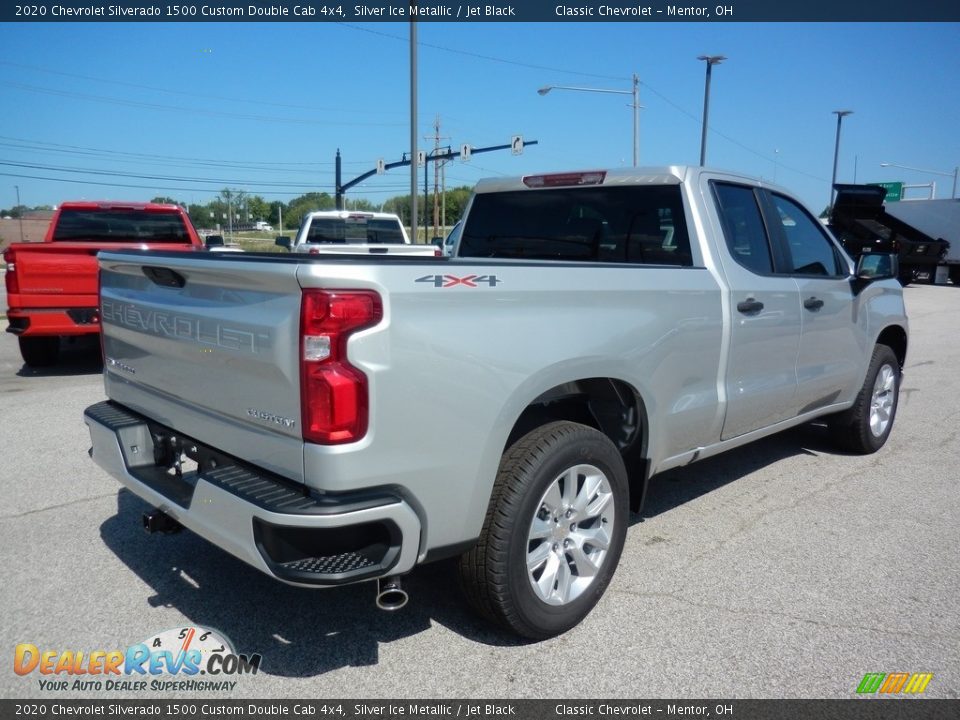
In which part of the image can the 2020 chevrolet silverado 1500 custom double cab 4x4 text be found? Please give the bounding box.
[4,201,204,367]
[84,167,907,639]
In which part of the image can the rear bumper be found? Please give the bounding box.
[84,401,422,587]
[6,308,101,336]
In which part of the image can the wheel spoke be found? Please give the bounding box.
[575,526,610,552]
[559,467,579,505]
[527,541,552,573]
[554,556,573,602]
[566,543,600,578]
[535,553,561,600]
[584,489,613,518]
[572,471,604,515]
[529,516,552,541]
[541,483,562,515]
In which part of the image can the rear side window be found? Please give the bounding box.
[306,216,405,244]
[52,209,189,243]
[458,186,693,265]
[712,183,773,275]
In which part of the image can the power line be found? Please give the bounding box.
[0,135,369,168]
[0,80,405,127]
[0,59,405,118]
[338,23,625,82]
[337,23,827,183]
[0,160,328,187]
[0,170,411,197]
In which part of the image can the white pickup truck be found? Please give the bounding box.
[277,210,439,256]
[84,167,907,639]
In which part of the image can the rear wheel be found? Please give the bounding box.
[459,421,629,639]
[829,344,900,454]
[18,336,60,368]
[950,266,960,286]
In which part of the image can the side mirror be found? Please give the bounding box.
[274,236,291,251]
[855,252,898,281]
[430,237,443,247]
[205,235,224,248]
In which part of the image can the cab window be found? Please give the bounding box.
[769,193,843,276]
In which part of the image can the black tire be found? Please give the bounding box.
[18,336,60,368]
[459,421,629,640]
[828,344,900,454]
[949,266,960,286]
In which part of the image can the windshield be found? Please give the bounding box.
[306,216,405,244]
[52,209,190,243]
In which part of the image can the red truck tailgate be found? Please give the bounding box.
[7,242,196,305]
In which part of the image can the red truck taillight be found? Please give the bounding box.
[3,249,18,294]
[300,289,383,445]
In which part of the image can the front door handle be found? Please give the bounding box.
[737,298,764,314]
[804,296,825,311]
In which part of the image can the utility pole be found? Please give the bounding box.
[409,14,418,242]
[14,184,24,243]
[426,115,450,240]
[441,147,448,233]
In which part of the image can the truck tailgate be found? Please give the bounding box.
[8,242,195,304]
[98,251,306,483]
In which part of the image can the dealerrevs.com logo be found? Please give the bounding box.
[14,627,262,693]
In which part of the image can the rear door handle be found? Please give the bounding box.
[736,298,764,314]
[804,297,825,311]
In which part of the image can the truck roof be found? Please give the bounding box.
[473,166,691,194]
[58,201,185,212]
[304,210,402,221]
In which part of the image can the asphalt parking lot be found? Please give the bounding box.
[1,284,958,700]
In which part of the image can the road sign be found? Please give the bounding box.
[461,144,472,162]
[417,150,426,167]
[869,181,904,202]
[376,158,385,175]
[511,135,523,155]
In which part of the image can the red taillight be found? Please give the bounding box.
[300,290,383,445]
[3,249,18,294]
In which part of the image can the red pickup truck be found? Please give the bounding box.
[3,201,203,367]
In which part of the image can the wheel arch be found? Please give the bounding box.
[504,376,651,512]
[875,324,908,369]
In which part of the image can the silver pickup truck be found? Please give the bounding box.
[84,167,907,639]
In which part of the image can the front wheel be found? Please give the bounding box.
[459,421,629,639]
[829,344,900,454]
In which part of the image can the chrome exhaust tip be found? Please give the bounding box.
[375,576,408,611]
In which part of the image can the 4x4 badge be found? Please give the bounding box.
[415,274,502,288]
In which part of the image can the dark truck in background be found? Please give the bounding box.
[3,201,204,367]
[829,184,951,285]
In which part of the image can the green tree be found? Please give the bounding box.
[151,196,180,205]
[285,192,335,227]
[246,195,270,222]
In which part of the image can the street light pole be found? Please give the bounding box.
[697,55,725,166]
[14,184,24,243]
[880,161,959,200]
[830,110,853,209]
[409,14,418,242]
[538,75,642,166]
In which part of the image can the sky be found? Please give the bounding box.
[1,20,958,216]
